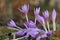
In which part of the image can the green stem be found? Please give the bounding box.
[43,24,48,32]
[26,15,28,22]
[12,33,16,39]
[17,37,25,40]
[53,20,56,31]
[47,21,50,31]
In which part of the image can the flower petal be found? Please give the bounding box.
[25,21,37,28]
[34,7,40,16]
[16,29,27,36]
[43,10,49,21]
[36,15,45,25]
[18,4,29,15]
[8,19,17,27]
[26,28,39,38]
[52,9,56,21]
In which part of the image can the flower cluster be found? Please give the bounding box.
[8,4,56,40]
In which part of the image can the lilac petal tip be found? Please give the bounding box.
[18,4,29,15]
[34,7,40,16]
[52,9,56,21]
[43,10,49,21]
[8,19,17,27]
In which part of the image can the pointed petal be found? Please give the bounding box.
[8,19,17,27]
[18,4,29,15]
[22,4,29,14]
[22,4,28,12]
[34,7,40,16]
[43,10,49,21]
[52,9,56,21]
[36,15,45,25]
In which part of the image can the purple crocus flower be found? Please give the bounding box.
[16,28,45,38]
[52,9,56,20]
[43,10,50,31]
[18,4,29,22]
[43,10,49,21]
[16,28,38,38]
[34,7,40,16]
[34,7,40,24]
[15,20,52,40]
[8,19,17,28]
[16,21,46,38]
[52,9,56,31]
[16,21,39,38]
[24,21,46,38]
[18,4,29,15]
[25,20,37,28]
[36,15,45,25]
[36,15,48,32]
[52,9,56,21]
